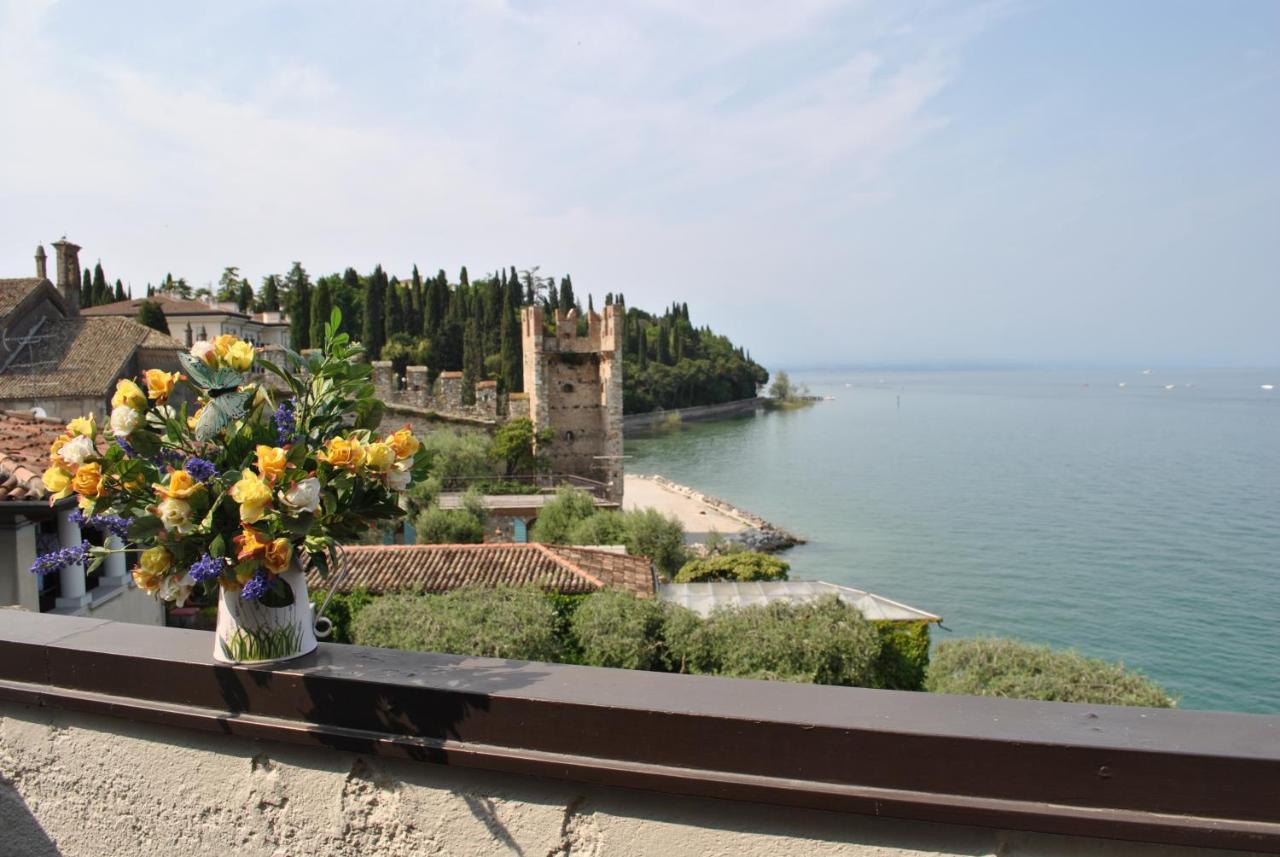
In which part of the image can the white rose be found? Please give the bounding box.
[280,477,321,514]
[109,405,142,438]
[57,434,96,466]
[155,497,194,533]
[190,341,216,365]
[386,464,412,492]
[157,573,194,607]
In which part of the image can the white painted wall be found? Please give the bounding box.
[0,702,1258,857]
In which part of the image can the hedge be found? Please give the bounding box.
[352,586,563,662]
[925,637,1175,708]
[674,552,790,583]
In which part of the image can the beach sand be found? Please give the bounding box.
[623,474,748,543]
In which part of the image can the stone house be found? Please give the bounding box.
[0,240,186,422]
[81,294,290,349]
[0,410,162,625]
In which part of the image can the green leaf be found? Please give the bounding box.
[209,534,226,559]
[195,390,254,442]
[129,516,164,541]
[258,575,296,609]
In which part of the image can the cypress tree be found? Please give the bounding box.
[261,275,281,312]
[588,294,594,313]
[362,265,387,357]
[310,276,333,347]
[340,268,362,337]
[237,279,253,313]
[114,279,126,301]
[288,271,312,351]
[461,318,482,405]
[384,278,401,339]
[410,265,423,335]
[82,268,93,306]
[657,322,672,365]
[459,266,469,288]
[136,300,169,334]
[92,263,108,306]
[559,275,575,314]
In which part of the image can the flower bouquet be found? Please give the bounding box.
[37,309,426,663]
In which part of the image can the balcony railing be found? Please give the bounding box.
[1,611,1277,852]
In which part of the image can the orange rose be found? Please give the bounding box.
[233,526,270,562]
[386,427,420,460]
[70,462,106,498]
[144,369,183,404]
[152,469,201,500]
[264,538,292,573]
[255,445,288,483]
[317,436,365,471]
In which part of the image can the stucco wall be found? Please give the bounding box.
[0,701,1263,857]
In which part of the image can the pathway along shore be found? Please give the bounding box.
[622,474,803,552]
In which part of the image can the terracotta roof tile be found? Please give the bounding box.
[0,278,45,321]
[0,316,181,400]
[81,294,249,319]
[0,410,66,502]
[311,543,655,597]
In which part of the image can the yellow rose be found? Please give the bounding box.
[255,445,287,483]
[229,469,272,523]
[153,469,202,500]
[111,379,146,412]
[364,442,395,474]
[264,538,292,573]
[213,334,238,360]
[67,414,97,439]
[187,405,206,431]
[70,462,106,498]
[387,427,420,460]
[317,436,365,471]
[42,465,72,499]
[49,434,69,463]
[143,369,182,404]
[234,526,270,561]
[140,546,173,576]
[227,341,255,371]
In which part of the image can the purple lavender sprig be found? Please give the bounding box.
[240,569,270,601]
[272,398,297,445]
[30,541,91,576]
[184,457,218,484]
[152,448,183,469]
[69,511,133,540]
[188,553,225,583]
[115,437,134,457]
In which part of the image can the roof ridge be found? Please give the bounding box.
[343,542,536,553]
[538,543,606,589]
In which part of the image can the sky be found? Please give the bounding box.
[1,0,1277,368]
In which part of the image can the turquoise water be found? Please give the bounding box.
[624,369,1280,713]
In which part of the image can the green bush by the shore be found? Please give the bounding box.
[674,552,790,583]
[531,486,688,576]
[925,637,1175,708]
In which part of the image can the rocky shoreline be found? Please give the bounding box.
[637,474,804,552]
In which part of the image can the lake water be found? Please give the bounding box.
[624,369,1280,713]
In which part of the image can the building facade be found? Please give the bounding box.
[81,294,290,349]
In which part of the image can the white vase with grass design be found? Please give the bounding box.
[214,561,317,664]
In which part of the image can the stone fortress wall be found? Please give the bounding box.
[365,303,624,502]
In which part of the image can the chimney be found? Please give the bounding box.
[50,238,81,316]
[35,245,47,280]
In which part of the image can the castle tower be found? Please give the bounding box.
[34,245,47,280]
[50,238,81,315]
[521,303,624,503]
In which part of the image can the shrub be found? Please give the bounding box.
[674,552,789,583]
[670,595,882,686]
[565,510,629,547]
[925,638,1175,708]
[570,589,672,670]
[414,488,487,544]
[530,486,599,543]
[874,621,931,691]
[618,507,687,578]
[420,430,493,485]
[321,587,374,644]
[351,586,563,662]
[489,417,550,476]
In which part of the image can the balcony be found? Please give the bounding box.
[1,611,1276,855]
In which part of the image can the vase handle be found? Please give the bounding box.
[310,546,350,639]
